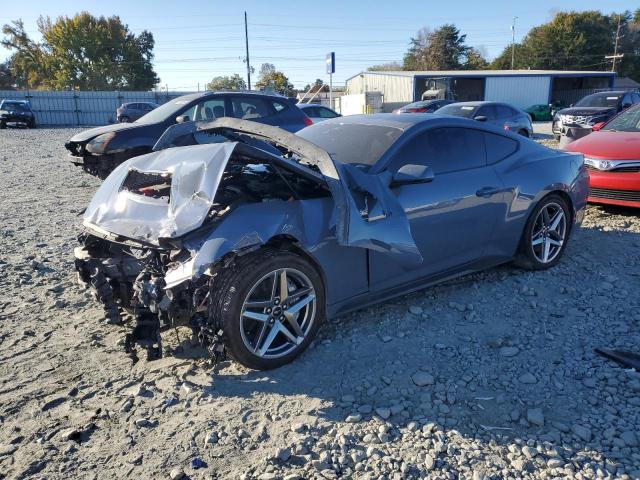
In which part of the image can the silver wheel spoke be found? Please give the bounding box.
[542,238,551,262]
[277,321,302,344]
[542,208,550,226]
[242,310,269,322]
[269,271,278,302]
[286,294,316,315]
[283,311,305,337]
[279,270,289,302]
[244,300,272,309]
[532,233,544,246]
[256,324,280,356]
[549,210,564,230]
[253,322,269,352]
[547,238,562,247]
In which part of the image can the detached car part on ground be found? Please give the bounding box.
[75,115,588,370]
[0,100,36,129]
[563,104,640,208]
[65,91,312,178]
[552,91,640,144]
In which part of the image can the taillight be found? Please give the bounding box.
[303,117,313,126]
[504,124,510,131]
[407,107,427,113]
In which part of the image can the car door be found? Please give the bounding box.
[367,126,505,291]
[476,104,498,126]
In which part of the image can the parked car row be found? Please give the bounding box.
[67,91,588,369]
[393,99,533,137]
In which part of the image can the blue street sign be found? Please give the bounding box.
[326,52,335,74]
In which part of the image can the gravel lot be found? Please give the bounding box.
[1,127,639,480]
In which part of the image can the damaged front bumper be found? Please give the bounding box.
[74,232,216,361]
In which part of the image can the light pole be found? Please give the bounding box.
[511,16,518,70]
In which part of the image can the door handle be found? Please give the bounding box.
[476,186,501,197]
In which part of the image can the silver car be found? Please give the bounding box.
[436,101,534,137]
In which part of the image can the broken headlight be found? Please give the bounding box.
[86,132,121,154]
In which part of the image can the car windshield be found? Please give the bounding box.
[435,104,477,118]
[602,106,640,132]
[135,98,194,124]
[1,101,28,111]
[297,122,403,167]
[574,93,621,108]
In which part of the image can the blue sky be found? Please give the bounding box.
[0,0,634,91]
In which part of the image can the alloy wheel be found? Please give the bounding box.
[531,202,566,263]
[240,268,316,359]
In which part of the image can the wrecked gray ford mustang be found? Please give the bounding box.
[75,115,588,369]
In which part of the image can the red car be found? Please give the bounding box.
[563,104,640,208]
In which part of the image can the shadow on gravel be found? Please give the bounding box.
[198,223,640,477]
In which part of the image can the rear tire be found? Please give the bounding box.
[514,194,571,270]
[518,129,529,137]
[0,121,5,129]
[208,248,325,370]
[120,116,130,123]
[554,134,561,142]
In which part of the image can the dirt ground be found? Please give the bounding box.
[0,127,639,480]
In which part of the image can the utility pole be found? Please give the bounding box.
[607,15,623,73]
[244,12,251,90]
[511,16,518,70]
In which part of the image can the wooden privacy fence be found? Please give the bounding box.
[0,90,195,126]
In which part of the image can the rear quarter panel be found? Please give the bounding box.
[487,140,587,258]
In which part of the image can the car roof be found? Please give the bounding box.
[587,91,626,97]
[447,101,506,107]
[298,103,332,109]
[318,113,485,130]
[1,99,28,103]
[174,90,289,102]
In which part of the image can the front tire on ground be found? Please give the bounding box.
[514,194,571,270]
[208,248,325,370]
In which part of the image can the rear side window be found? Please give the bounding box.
[318,107,338,118]
[496,105,514,118]
[272,100,287,112]
[476,105,497,120]
[388,127,486,175]
[484,132,518,164]
[231,97,273,120]
[302,107,318,117]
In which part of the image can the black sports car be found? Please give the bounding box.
[0,100,36,129]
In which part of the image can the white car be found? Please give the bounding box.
[297,104,341,123]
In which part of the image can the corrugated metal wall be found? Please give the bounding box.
[346,74,414,112]
[484,76,551,109]
[0,90,194,126]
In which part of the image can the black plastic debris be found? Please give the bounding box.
[595,348,640,370]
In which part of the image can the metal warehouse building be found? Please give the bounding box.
[345,70,616,112]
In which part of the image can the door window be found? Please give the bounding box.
[318,107,339,118]
[388,127,486,175]
[231,96,273,120]
[476,105,497,120]
[183,98,226,122]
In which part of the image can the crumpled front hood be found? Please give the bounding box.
[83,142,238,244]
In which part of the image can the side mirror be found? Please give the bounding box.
[473,115,487,122]
[592,122,605,131]
[176,115,189,124]
[392,164,435,185]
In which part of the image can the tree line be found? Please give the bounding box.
[1,9,638,93]
[370,9,640,81]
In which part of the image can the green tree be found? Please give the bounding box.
[463,47,489,70]
[489,11,615,71]
[1,12,158,90]
[255,63,295,96]
[403,25,470,70]
[367,62,402,71]
[206,74,247,91]
[0,60,17,89]
[617,10,640,81]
